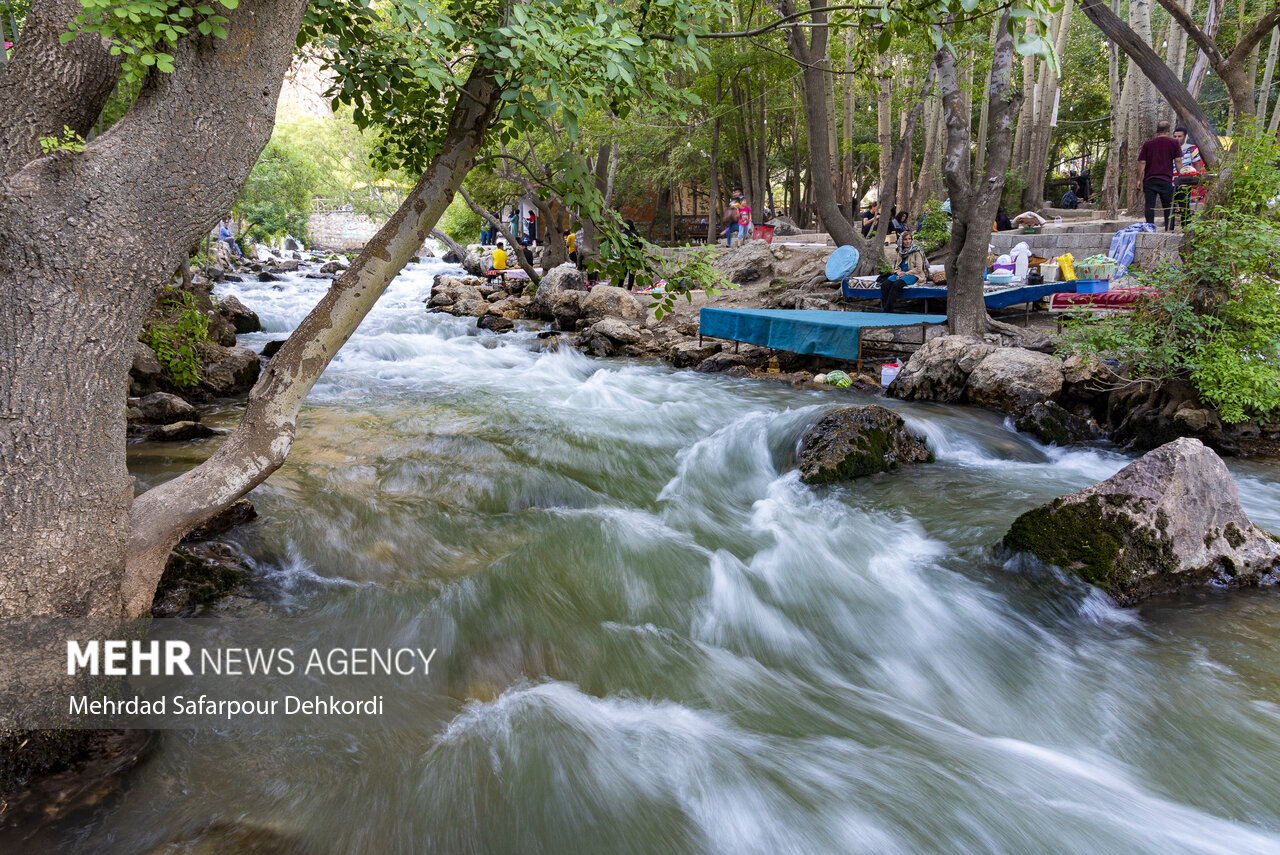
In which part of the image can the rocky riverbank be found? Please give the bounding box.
[426,241,1279,458]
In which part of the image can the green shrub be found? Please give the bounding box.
[1062,128,1280,423]
[140,292,210,389]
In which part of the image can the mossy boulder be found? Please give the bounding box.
[151,543,252,617]
[797,405,933,484]
[1003,438,1280,604]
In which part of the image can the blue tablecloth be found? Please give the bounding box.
[699,308,946,361]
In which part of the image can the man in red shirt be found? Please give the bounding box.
[1137,120,1182,231]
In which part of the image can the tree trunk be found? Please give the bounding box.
[708,76,722,244]
[877,63,893,193]
[1257,28,1278,126]
[937,12,1023,338]
[1102,0,1124,211]
[974,17,1001,177]
[0,0,310,619]
[125,67,501,615]
[0,0,121,177]
[1024,1,1075,210]
[1187,0,1224,97]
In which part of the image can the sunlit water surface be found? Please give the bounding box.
[47,257,1280,853]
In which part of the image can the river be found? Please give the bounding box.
[52,256,1280,852]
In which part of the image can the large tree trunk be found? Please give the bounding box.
[1102,0,1124,211]
[1186,0,1224,97]
[0,0,309,619]
[0,0,121,177]
[124,68,501,615]
[937,12,1023,338]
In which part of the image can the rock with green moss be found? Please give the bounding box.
[151,543,252,617]
[1014,401,1097,446]
[797,405,933,484]
[1003,438,1280,604]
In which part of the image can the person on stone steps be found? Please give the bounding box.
[880,231,927,313]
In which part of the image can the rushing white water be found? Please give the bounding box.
[59,257,1280,853]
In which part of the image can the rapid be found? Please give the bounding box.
[58,256,1280,853]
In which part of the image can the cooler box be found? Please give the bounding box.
[1075,279,1110,294]
[754,224,776,244]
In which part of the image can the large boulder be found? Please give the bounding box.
[216,295,261,334]
[714,240,775,284]
[582,285,645,323]
[796,405,934,484]
[888,335,995,403]
[1003,438,1280,605]
[200,344,261,396]
[530,264,588,319]
[965,348,1064,415]
[130,392,198,425]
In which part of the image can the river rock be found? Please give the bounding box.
[131,391,198,424]
[261,339,287,359]
[129,341,165,396]
[183,499,258,543]
[530,264,588,317]
[1002,438,1280,604]
[796,405,934,484]
[478,314,515,332]
[965,348,1064,415]
[582,284,644,323]
[888,335,995,403]
[257,271,280,283]
[151,544,252,618]
[216,295,261,334]
[269,259,299,273]
[1014,401,1097,445]
[320,260,344,274]
[150,420,217,442]
[715,240,775,284]
[668,339,721,368]
[200,344,261,396]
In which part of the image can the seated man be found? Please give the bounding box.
[487,240,508,284]
[1060,184,1079,209]
[880,231,928,313]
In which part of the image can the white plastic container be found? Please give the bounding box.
[880,361,901,387]
[1040,261,1060,282]
[1011,245,1031,280]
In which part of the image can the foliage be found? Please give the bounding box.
[62,0,238,84]
[438,196,483,244]
[37,126,86,155]
[237,136,321,242]
[630,245,736,320]
[1062,130,1280,423]
[916,198,950,250]
[140,291,210,389]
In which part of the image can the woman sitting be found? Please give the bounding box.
[880,231,928,312]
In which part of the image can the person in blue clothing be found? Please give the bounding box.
[219,217,244,257]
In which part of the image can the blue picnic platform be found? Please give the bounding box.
[698,308,946,367]
[840,279,1073,310]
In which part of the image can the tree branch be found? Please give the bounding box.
[0,0,121,178]
[122,66,503,617]
[1153,0,1226,68]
